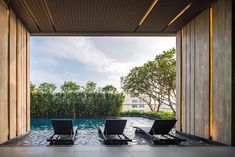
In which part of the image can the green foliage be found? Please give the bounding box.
[119,110,175,120]
[102,85,117,94]
[83,81,97,93]
[121,48,176,113]
[30,82,38,93]
[31,92,125,117]
[61,81,80,93]
[38,82,56,94]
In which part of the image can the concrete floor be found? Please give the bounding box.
[0,146,235,157]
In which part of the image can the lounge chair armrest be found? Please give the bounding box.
[47,134,55,141]
[75,127,79,135]
[98,126,107,141]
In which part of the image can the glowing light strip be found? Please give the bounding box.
[138,0,158,26]
[209,7,213,139]
[168,3,192,26]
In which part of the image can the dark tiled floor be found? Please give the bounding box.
[2,129,211,146]
[0,146,234,157]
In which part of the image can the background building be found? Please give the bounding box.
[122,93,174,112]
[122,94,151,112]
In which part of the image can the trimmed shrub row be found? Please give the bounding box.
[119,110,175,120]
[31,92,124,117]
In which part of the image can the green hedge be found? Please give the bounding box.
[31,92,124,117]
[119,110,175,120]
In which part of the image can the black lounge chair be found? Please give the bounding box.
[98,119,132,145]
[47,119,78,145]
[134,119,186,145]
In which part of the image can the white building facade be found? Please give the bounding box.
[122,93,174,112]
[122,94,151,112]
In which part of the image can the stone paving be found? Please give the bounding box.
[0,146,235,157]
[3,129,210,146]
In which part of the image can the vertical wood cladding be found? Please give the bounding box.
[176,31,181,131]
[177,9,210,138]
[232,0,235,146]
[0,1,30,144]
[0,1,9,143]
[176,0,233,145]
[190,20,195,135]
[26,32,30,132]
[194,9,209,139]
[16,19,23,136]
[212,0,232,145]
[231,1,235,146]
[9,12,17,139]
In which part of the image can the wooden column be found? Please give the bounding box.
[232,0,235,146]
[176,31,182,131]
[9,11,17,139]
[0,1,30,143]
[0,1,9,143]
[212,0,232,145]
[194,9,210,139]
[26,31,30,132]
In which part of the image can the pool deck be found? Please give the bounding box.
[0,146,235,157]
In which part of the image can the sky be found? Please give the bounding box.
[30,36,175,91]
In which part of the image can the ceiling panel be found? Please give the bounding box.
[23,0,55,32]
[8,0,39,32]
[165,0,216,32]
[137,0,192,32]
[6,0,215,35]
[46,0,153,32]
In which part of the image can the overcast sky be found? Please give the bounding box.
[30,36,175,91]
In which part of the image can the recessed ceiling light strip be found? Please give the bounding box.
[138,0,159,26]
[135,0,158,32]
[167,3,192,26]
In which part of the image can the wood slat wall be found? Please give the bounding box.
[0,1,30,144]
[16,19,22,136]
[176,0,233,145]
[0,0,9,143]
[9,11,17,139]
[26,32,30,132]
[194,9,209,139]
[212,0,232,145]
[176,31,181,131]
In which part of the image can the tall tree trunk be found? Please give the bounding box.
[156,104,161,112]
[167,90,176,114]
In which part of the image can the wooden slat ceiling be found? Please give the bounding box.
[6,0,215,36]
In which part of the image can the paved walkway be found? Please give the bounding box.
[0,146,235,157]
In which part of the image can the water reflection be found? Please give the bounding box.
[26,117,154,145]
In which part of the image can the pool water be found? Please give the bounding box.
[11,117,155,146]
[4,117,210,146]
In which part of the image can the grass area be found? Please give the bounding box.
[119,110,175,120]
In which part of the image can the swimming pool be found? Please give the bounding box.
[10,117,155,146]
[3,117,212,146]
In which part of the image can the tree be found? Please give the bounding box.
[102,85,117,94]
[38,82,56,94]
[83,81,97,93]
[61,81,80,93]
[121,48,176,113]
[154,48,176,113]
[121,64,161,112]
[30,82,38,93]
